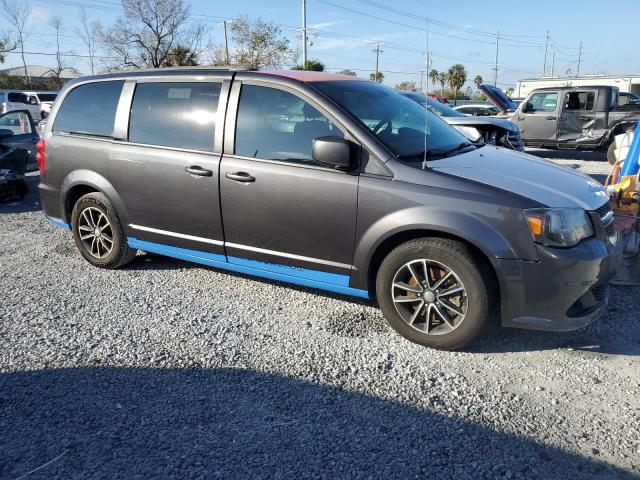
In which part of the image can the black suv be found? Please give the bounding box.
[38,68,622,350]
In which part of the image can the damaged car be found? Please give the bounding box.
[480,83,640,160]
[401,91,523,150]
[0,110,39,202]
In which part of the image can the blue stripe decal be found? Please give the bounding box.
[47,217,71,231]
[127,237,369,300]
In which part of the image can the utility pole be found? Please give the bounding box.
[419,70,425,92]
[551,51,556,76]
[219,20,230,65]
[576,41,583,78]
[373,43,383,81]
[542,30,549,76]
[494,30,500,86]
[302,0,308,68]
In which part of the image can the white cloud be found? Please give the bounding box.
[309,20,350,30]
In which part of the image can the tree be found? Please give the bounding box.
[338,69,357,77]
[437,72,447,96]
[369,71,384,83]
[229,15,295,69]
[99,0,206,69]
[46,17,78,89]
[447,64,467,106]
[473,75,483,88]
[505,87,515,97]
[395,80,417,92]
[291,59,324,71]
[2,0,32,85]
[162,45,198,66]
[428,69,438,91]
[75,8,100,75]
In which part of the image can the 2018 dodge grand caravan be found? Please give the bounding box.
[38,68,622,350]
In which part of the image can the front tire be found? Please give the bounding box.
[376,238,494,350]
[71,192,136,269]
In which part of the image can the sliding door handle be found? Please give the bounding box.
[185,165,213,177]
[225,171,256,183]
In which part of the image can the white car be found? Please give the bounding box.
[0,90,58,121]
[453,104,499,117]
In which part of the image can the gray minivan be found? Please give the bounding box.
[38,68,622,350]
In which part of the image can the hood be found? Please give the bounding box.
[442,115,519,132]
[429,147,609,210]
[479,83,518,113]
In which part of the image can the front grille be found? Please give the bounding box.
[591,201,617,243]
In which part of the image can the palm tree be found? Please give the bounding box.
[473,75,483,89]
[369,71,384,83]
[428,69,439,91]
[437,72,447,96]
[447,64,467,106]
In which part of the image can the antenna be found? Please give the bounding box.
[422,17,430,170]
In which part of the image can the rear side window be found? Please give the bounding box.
[128,82,221,152]
[565,91,595,111]
[8,92,28,103]
[53,81,124,137]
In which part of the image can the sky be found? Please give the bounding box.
[1,0,638,91]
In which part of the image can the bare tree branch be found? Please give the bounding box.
[2,0,32,84]
[74,8,100,75]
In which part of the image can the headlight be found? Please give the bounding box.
[523,208,594,247]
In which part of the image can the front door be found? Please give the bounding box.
[219,82,359,289]
[557,90,598,143]
[0,110,39,171]
[113,79,228,257]
[516,91,560,144]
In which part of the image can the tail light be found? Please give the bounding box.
[35,139,45,172]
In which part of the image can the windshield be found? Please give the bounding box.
[314,80,470,159]
[36,93,58,102]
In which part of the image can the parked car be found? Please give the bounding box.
[618,91,640,107]
[0,109,38,200]
[480,83,640,159]
[453,104,499,116]
[0,90,57,121]
[39,69,621,350]
[401,91,523,150]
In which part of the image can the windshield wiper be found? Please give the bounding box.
[441,142,476,155]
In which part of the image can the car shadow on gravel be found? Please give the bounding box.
[525,149,606,162]
[0,173,42,214]
[1,367,636,480]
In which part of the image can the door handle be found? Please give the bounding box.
[516,116,525,121]
[225,171,256,183]
[545,116,557,120]
[185,165,213,177]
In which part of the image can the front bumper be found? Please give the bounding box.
[496,236,623,331]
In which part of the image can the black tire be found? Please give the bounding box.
[71,192,136,269]
[376,238,494,350]
[607,141,617,165]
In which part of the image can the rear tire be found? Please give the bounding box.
[376,238,494,350]
[71,192,136,269]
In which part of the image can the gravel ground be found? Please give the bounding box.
[1,152,639,479]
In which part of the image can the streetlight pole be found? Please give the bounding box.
[302,0,308,68]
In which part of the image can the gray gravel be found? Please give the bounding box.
[1,161,639,479]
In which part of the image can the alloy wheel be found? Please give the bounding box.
[77,206,114,259]
[391,259,467,335]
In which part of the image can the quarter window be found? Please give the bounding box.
[53,81,124,137]
[234,84,343,164]
[129,82,221,151]
[8,92,28,104]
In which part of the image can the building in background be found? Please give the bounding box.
[0,65,80,87]
[514,74,640,99]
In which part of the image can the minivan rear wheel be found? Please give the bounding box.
[376,238,494,350]
[71,192,136,269]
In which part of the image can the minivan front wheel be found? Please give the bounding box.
[376,238,493,350]
[71,192,136,269]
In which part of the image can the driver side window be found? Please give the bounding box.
[525,92,558,113]
[234,84,343,165]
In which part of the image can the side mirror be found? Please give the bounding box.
[0,129,14,138]
[521,103,531,113]
[312,136,353,170]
